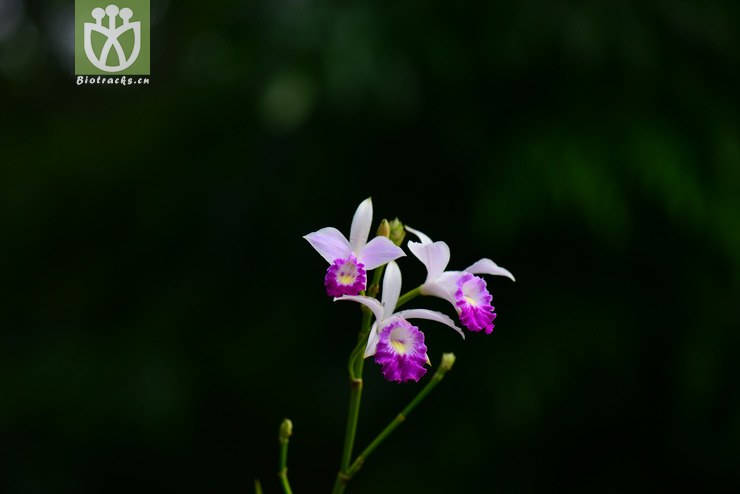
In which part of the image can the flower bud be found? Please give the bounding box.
[440,353,456,372]
[279,418,293,442]
[389,218,406,246]
[376,219,391,238]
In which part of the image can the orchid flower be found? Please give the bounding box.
[335,261,464,382]
[304,198,406,297]
[405,226,515,335]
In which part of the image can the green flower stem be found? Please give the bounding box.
[346,353,457,480]
[395,286,422,309]
[333,328,368,494]
[338,308,372,479]
[333,265,387,494]
[254,479,264,494]
[351,264,386,376]
[340,372,363,470]
[347,328,369,379]
[336,324,369,484]
[278,419,293,494]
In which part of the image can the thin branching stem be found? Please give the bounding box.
[346,354,456,481]
[278,419,293,494]
[332,265,386,494]
[395,286,422,309]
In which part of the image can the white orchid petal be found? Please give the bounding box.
[364,322,380,358]
[434,271,464,294]
[358,237,406,270]
[408,240,450,282]
[404,225,433,244]
[395,308,465,339]
[304,227,352,264]
[349,197,373,252]
[466,258,516,282]
[420,274,459,307]
[333,295,384,323]
[381,261,402,319]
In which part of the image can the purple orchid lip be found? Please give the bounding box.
[374,319,429,383]
[455,273,497,334]
[324,254,367,297]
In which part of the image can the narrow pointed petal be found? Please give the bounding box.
[364,322,380,358]
[404,225,433,245]
[381,261,403,319]
[395,308,465,339]
[408,240,450,282]
[357,236,406,270]
[333,295,385,323]
[349,198,373,252]
[465,258,516,282]
[304,227,352,264]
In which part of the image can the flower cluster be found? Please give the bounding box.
[304,198,514,383]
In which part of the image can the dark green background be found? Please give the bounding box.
[1,0,738,492]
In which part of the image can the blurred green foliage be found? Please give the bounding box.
[1,0,738,492]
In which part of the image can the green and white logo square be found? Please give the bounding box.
[75,0,150,75]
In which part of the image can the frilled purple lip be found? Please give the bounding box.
[374,319,429,383]
[455,273,496,334]
[324,254,366,297]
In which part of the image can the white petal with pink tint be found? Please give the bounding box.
[408,240,450,282]
[395,308,465,339]
[349,197,373,252]
[363,321,381,358]
[334,295,385,323]
[380,261,402,319]
[303,227,352,263]
[465,258,516,282]
[404,225,433,244]
[358,237,406,271]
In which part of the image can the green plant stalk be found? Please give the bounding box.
[346,328,369,379]
[254,479,264,494]
[395,285,422,309]
[278,442,292,494]
[339,309,371,474]
[332,339,368,494]
[346,353,456,480]
[333,265,386,494]
[278,419,293,494]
